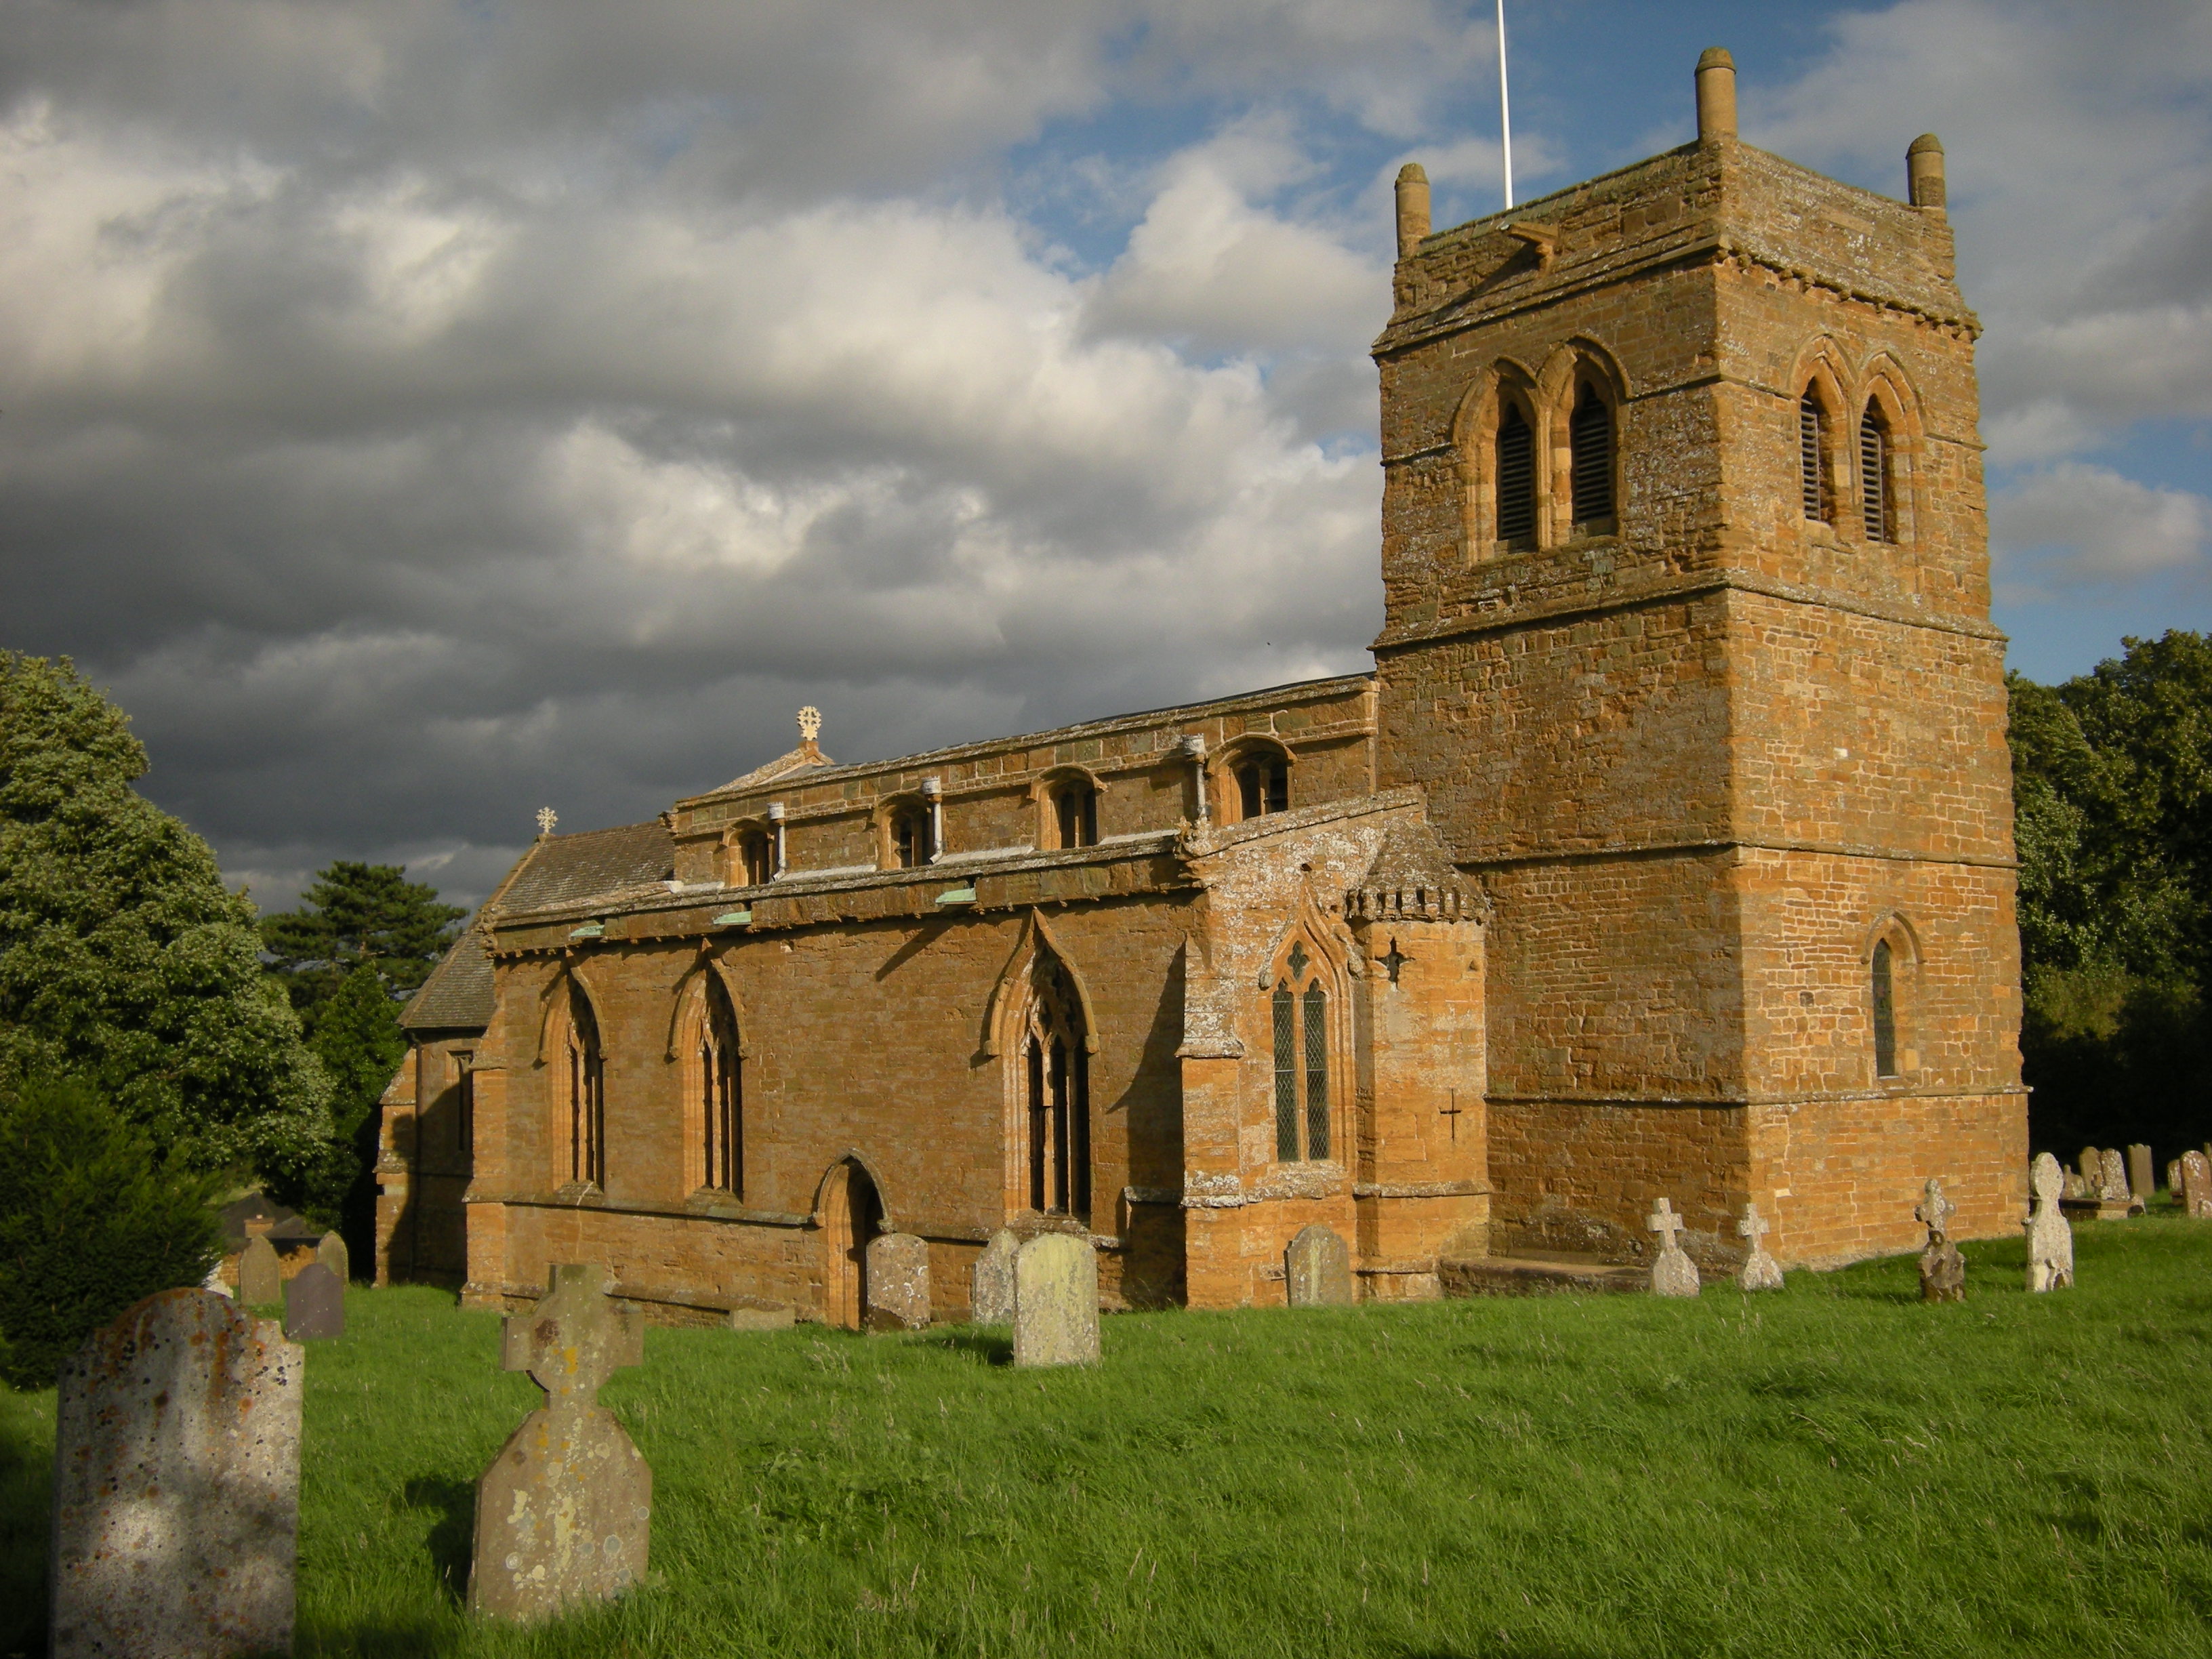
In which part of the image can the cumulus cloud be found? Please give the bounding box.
[1990,463,2211,598]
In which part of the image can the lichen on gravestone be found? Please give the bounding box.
[285,1260,346,1338]
[970,1229,1019,1326]
[1284,1223,1355,1307]
[2023,1153,2074,1292]
[1013,1233,1100,1366]
[1915,1178,1966,1303]
[865,1232,931,1331]
[1735,1201,1783,1291]
[1645,1197,1700,1297]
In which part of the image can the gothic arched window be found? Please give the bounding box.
[1271,941,1331,1163]
[1023,954,1090,1221]
[696,977,743,1195]
[1800,390,1832,522]
[1860,405,1895,543]
[1496,401,1536,547]
[1872,939,1899,1079]
[561,987,606,1188]
[1569,381,1615,527]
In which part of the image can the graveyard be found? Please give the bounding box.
[5,1210,2209,1658]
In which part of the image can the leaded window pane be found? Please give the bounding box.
[1872,940,1898,1078]
[1302,983,1330,1161]
[1273,986,1298,1161]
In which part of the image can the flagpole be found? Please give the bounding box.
[1497,0,1515,209]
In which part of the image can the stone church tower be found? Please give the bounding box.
[1372,50,2023,1263]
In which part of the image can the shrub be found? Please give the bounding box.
[0,1076,225,1389]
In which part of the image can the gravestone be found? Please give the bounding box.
[1284,1223,1355,1307]
[865,1232,931,1331]
[2128,1145,2156,1208]
[2100,1147,2135,1218]
[1012,1233,1099,1367]
[237,1233,282,1305]
[50,1289,301,1659]
[2078,1147,2101,1189]
[2023,1152,2074,1292]
[1645,1197,1700,1297]
[970,1229,1019,1325]
[2182,1150,2212,1220]
[1735,1202,1783,1291]
[316,1229,350,1283]
[470,1263,651,1623]
[2167,1159,2182,1203]
[284,1261,345,1339]
[1916,1179,1966,1303]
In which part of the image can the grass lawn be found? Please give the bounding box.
[7,1215,2212,1658]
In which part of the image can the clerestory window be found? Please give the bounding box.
[1234,756,1289,821]
[735,828,772,886]
[890,804,933,869]
[1050,779,1099,850]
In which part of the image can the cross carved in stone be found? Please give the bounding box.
[1380,937,1410,985]
[1914,1178,1956,1242]
[1646,1197,1687,1250]
[500,1263,643,1416]
[1438,1090,1463,1143]
[537,806,558,837]
[1736,1202,1770,1247]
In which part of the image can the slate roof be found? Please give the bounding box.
[399,820,675,1032]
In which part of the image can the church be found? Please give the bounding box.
[375,49,2026,1325]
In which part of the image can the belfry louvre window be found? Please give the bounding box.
[1800,392,1830,521]
[1569,382,1614,525]
[1495,403,1536,546]
[1872,939,1899,1078]
[1271,944,1331,1163]
[564,992,605,1187]
[1235,756,1289,821]
[1860,408,1894,542]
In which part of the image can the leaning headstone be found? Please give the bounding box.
[1012,1233,1099,1367]
[1916,1178,1966,1303]
[316,1229,351,1283]
[865,1232,931,1331]
[970,1228,1019,1325]
[2099,1148,2135,1218]
[2128,1145,2156,1208]
[1735,1202,1783,1291]
[1284,1223,1355,1307]
[2023,1153,2074,1292]
[2181,1151,2212,1220]
[284,1260,345,1339]
[237,1232,283,1305]
[470,1263,651,1622]
[1645,1197,1700,1297]
[50,1289,301,1659]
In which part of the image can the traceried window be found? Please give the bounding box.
[1271,941,1331,1163]
[455,1054,474,1158]
[1050,779,1099,849]
[735,828,772,886]
[1495,401,1536,547]
[562,989,606,1187]
[1234,756,1289,821]
[1569,381,1615,527]
[890,804,933,869]
[1800,391,1831,522]
[1872,939,1899,1079]
[697,978,743,1195]
[1023,954,1090,1221]
[1860,406,1895,543]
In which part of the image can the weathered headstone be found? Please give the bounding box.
[970,1228,1019,1325]
[1012,1232,1100,1366]
[1645,1197,1700,1297]
[2078,1147,2101,1189]
[2168,1159,2183,1203]
[1735,1202,1783,1291]
[1284,1223,1355,1307]
[2062,1170,2089,1202]
[284,1260,345,1339]
[2100,1147,2135,1218]
[316,1229,350,1283]
[865,1232,931,1331]
[470,1263,651,1623]
[2128,1145,2156,1208]
[50,1289,302,1659]
[237,1233,282,1306]
[2023,1153,2074,1292]
[1916,1178,1965,1303]
[2182,1150,2212,1220]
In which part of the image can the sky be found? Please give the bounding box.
[4,0,2208,912]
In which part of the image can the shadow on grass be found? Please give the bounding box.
[400,1474,474,1602]
[917,1328,1013,1366]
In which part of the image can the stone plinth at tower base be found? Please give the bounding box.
[470,1264,652,1623]
[50,1288,302,1659]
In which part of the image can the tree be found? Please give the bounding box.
[298,961,407,1236]
[0,1075,226,1389]
[0,653,329,1179]
[261,861,465,1030]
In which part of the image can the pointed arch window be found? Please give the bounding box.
[562,988,606,1187]
[1271,942,1331,1163]
[1569,381,1614,527]
[1800,391,1831,522]
[1496,401,1536,547]
[1872,939,1898,1079]
[1860,405,1894,543]
[1023,954,1090,1221]
[697,977,743,1195]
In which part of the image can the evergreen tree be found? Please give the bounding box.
[262,861,464,1031]
[299,961,407,1235]
[0,653,328,1179]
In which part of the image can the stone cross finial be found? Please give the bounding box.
[797,705,822,743]
[1646,1196,1687,1247]
[537,806,558,836]
[1914,1177,1956,1241]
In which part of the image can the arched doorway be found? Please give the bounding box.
[820,1160,884,1331]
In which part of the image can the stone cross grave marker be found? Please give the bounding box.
[237,1232,282,1306]
[970,1228,1018,1325]
[1013,1232,1100,1366]
[1645,1197,1700,1297]
[285,1260,346,1339]
[865,1232,931,1331]
[49,1289,302,1659]
[2023,1152,2074,1292]
[1284,1223,1355,1307]
[2128,1145,2156,1210]
[1735,1202,1783,1291]
[470,1263,651,1623]
[316,1229,350,1283]
[2182,1151,2212,1220]
[1916,1178,1966,1303]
